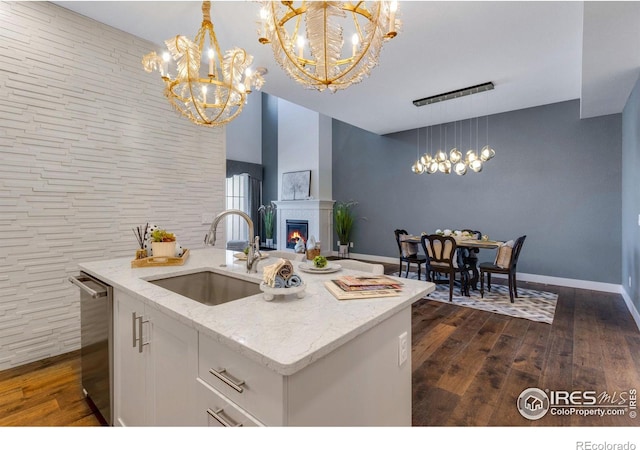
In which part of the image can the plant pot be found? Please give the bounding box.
[151,241,176,258]
[266,238,274,248]
[338,243,350,258]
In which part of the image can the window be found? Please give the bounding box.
[225,173,262,245]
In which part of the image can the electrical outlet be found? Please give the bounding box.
[629,276,632,288]
[638,214,640,226]
[350,242,354,248]
[398,331,408,366]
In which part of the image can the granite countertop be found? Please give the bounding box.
[79,248,434,376]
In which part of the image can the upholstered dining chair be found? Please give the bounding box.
[420,234,470,302]
[394,229,428,280]
[479,235,527,303]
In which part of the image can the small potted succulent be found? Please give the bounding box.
[151,229,176,258]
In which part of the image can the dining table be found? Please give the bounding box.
[404,234,503,290]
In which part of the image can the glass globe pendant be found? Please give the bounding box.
[449,148,462,164]
[480,145,495,161]
[454,161,467,176]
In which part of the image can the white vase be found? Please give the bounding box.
[339,243,350,258]
[151,241,176,258]
[266,238,274,248]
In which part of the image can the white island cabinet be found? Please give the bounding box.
[113,289,197,426]
[79,248,434,427]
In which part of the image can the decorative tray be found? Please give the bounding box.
[131,249,190,268]
[259,282,306,301]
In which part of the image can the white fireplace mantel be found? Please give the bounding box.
[273,200,335,254]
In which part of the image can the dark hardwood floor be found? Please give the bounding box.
[1,260,638,427]
[0,349,101,426]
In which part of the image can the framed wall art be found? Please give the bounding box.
[281,170,311,200]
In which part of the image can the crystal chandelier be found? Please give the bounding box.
[257,1,399,92]
[142,1,266,127]
[411,82,496,176]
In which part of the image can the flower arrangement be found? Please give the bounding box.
[258,202,276,240]
[151,229,176,242]
[433,229,474,238]
[334,200,357,245]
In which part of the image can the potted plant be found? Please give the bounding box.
[334,200,357,258]
[258,202,276,248]
[150,229,176,258]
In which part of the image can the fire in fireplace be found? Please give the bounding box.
[286,220,308,249]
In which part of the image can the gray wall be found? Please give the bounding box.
[262,93,279,242]
[622,75,640,311]
[333,100,622,284]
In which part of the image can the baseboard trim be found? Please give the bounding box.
[620,288,640,331]
[335,251,640,331]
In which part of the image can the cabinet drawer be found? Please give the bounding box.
[196,379,262,427]
[198,333,284,426]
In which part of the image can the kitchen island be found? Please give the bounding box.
[79,248,434,426]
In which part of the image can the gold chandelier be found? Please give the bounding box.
[142,1,266,127]
[257,1,399,92]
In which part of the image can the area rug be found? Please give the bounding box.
[393,272,558,324]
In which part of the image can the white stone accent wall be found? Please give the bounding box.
[0,2,226,370]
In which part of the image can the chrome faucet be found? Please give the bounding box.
[205,209,261,273]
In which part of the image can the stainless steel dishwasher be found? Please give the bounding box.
[69,272,113,426]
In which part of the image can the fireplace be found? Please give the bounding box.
[286,220,308,249]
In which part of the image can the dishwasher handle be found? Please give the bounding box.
[68,275,108,299]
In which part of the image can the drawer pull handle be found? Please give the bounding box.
[206,408,242,427]
[133,313,149,353]
[209,368,245,393]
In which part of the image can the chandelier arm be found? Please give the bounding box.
[325,3,382,86]
[271,3,317,83]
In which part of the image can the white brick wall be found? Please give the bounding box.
[0,1,226,370]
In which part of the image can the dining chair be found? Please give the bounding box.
[420,234,470,302]
[479,235,527,303]
[264,251,306,262]
[335,259,385,275]
[394,229,428,280]
[460,229,482,289]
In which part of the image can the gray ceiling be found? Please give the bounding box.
[54,1,640,135]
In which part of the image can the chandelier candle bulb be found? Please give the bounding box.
[162,52,170,77]
[388,1,398,35]
[352,34,359,57]
[207,48,214,76]
[297,35,304,59]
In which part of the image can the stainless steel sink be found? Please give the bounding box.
[148,271,261,306]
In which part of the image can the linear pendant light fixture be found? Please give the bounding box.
[413,82,494,107]
[411,82,496,176]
